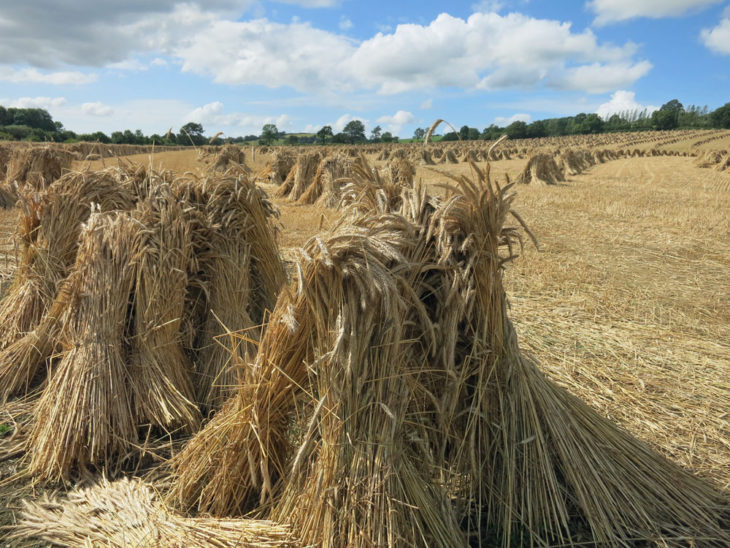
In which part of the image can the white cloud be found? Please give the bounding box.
[0,67,97,85]
[471,1,504,13]
[184,101,293,134]
[339,17,353,30]
[175,18,356,92]
[333,113,354,132]
[3,96,67,109]
[0,1,247,67]
[376,110,415,134]
[0,6,651,96]
[350,12,646,94]
[420,98,433,109]
[595,90,658,119]
[273,0,340,6]
[107,59,148,71]
[701,17,730,54]
[494,113,531,126]
[82,101,114,117]
[549,60,652,93]
[589,0,723,25]
[150,57,169,67]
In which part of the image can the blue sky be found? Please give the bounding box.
[0,0,728,138]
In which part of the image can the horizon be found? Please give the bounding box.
[1,1,728,138]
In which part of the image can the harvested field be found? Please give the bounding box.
[1,132,728,546]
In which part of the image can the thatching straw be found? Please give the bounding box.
[174,174,285,410]
[276,151,321,200]
[517,153,565,185]
[5,147,74,188]
[13,477,295,547]
[128,186,200,433]
[210,144,250,174]
[0,170,135,400]
[28,211,138,481]
[299,154,351,206]
[170,160,728,546]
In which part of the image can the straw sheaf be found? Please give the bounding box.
[275,151,322,201]
[171,162,727,546]
[28,211,138,482]
[298,154,352,206]
[13,477,295,547]
[517,152,565,185]
[128,186,201,433]
[5,147,74,189]
[172,174,285,409]
[0,170,136,401]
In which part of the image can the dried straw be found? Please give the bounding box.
[5,146,74,189]
[28,211,138,481]
[275,151,321,200]
[170,161,728,546]
[517,153,565,185]
[13,477,295,547]
[0,170,135,400]
[128,186,200,433]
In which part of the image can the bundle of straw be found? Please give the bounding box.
[128,186,200,433]
[5,146,74,188]
[28,211,138,481]
[173,174,285,410]
[298,154,351,206]
[517,153,565,185]
[275,151,321,200]
[0,170,135,400]
[14,477,295,547]
[170,162,728,546]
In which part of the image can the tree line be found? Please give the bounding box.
[1,99,729,146]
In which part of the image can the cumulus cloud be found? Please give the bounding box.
[420,98,433,109]
[0,2,243,67]
[376,110,415,134]
[548,61,653,93]
[176,18,355,92]
[4,96,67,109]
[350,12,646,94]
[589,0,723,25]
[339,17,353,30]
[0,67,97,85]
[82,101,114,116]
[494,113,531,126]
[0,5,651,95]
[701,16,730,54]
[184,101,292,133]
[595,90,658,119]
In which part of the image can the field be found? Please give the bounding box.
[0,130,728,546]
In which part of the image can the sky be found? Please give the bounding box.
[0,0,728,138]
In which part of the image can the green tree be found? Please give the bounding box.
[179,122,205,145]
[652,99,684,130]
[710,103,730,128]
[343,120,366,143]
[370,125,382,142]
[285,134,299,145]
[526,120,547,138]
[259,123,279,145]
[413,127,426,141]
[505,120,528,139]
[381,131,394,143]
[316,125,333,144]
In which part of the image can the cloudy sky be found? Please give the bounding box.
[1,0,728,137]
